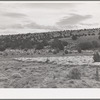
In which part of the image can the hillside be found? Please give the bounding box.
[0,28,100,51]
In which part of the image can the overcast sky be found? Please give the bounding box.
[0,2,100,35]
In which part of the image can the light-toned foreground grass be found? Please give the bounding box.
[0,55,100,88]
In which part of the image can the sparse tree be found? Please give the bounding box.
[72,35,77,40]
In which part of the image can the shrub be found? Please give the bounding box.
[3,52,8,56]
[41,40,49,46]
[68,68,81,79]
[72,35,77,40]
[78,42,93,50]
[45,58,49,63]
[62,41,68,46]
[92,33,95,35]
[24,48,28,51]
[50,38,64,50]
[64,49,68,54]
[48,49,52,53]
[92,41,99,48]
[98,36,100,40]
[12,73,22,79]
[24,84,31,88]
[27,52,30,55]
[0,46,6,51]
[78,41,99,50]
[98,32,100,35]
[0,52,3,55]
[52,49,58,54]
[35,42,44,50]
[77,48,82,53]
[93,51,100,62]
[21,68,27,73]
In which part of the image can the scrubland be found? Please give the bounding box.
[0,49,100,88]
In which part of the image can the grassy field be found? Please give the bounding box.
[0,50,100,88]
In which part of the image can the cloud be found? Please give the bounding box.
[11,24,24,29]
[56,13,92,26]
[2,12,27,18]
[0,26,6,30]
[0,24,24,30]
[25,22,43,29]
[25,22,58,30]
[80,23,99,26]
[0,22,58,31]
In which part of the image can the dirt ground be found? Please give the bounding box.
[0,54,100,88]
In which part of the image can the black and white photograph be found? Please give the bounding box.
[0,1,100,88]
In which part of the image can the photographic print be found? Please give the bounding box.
[0,1,100,88]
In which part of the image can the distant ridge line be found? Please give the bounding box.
[1,27,100,36]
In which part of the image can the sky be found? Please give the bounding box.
[0,2,100,35]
